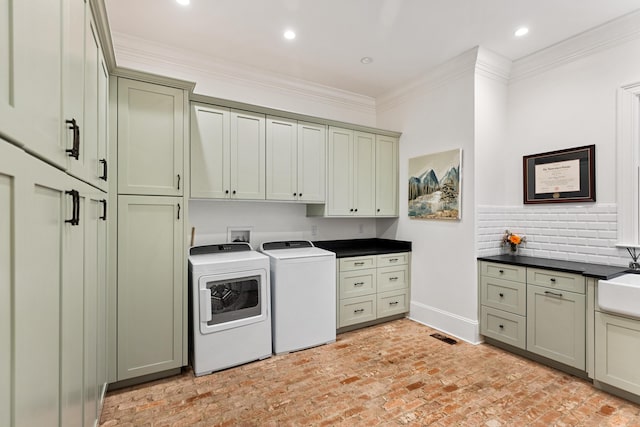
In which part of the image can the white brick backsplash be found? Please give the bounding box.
[477,204,629,267]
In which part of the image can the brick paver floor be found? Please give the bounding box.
[99,318,640,426]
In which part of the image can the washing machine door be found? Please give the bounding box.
[198,268,268,334]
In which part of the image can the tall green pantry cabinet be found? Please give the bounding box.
[109,76,192,384]
[1,0,110,425]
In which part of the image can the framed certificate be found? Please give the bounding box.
[523,145,595,204]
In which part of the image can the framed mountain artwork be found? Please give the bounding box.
[408,148,462,220]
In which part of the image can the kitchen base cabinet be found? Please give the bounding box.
[117,195,184,381]
[337,252,410,330]
[479,261,586,372]
[595,311,640,396]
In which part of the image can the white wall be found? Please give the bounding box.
[477,35,640,266]
[377,49,479,343]
[189,200,377,249]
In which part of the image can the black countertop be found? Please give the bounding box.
[477,254,630,279]
[313,238,412,258]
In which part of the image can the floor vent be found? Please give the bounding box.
[430,333,457,345]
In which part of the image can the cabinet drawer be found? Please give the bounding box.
[377,265,409,292]
[481,262,526,283]
[339,295,376,327]
[527,268,585,294]
[480,276,526,316]
[339,269,376,299]
[377,252,408,267]
[339,256,376,271]
[377,290,408,318]
[480,306,526,350]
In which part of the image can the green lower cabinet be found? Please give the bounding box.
[595,311,640,395]
[526,284,585,370]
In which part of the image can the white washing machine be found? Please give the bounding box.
[188,243,272,376]
[260,241,336,354]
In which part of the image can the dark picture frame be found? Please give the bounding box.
[523,145,595,204]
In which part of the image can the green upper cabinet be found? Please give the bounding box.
[266,117,326,203]
[118,78,185,196]
[1,0,65,166]
[375,135,398,216]
[190,103,265,200]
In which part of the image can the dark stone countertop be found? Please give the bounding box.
[313,238,412,258]
[477,254,630,279]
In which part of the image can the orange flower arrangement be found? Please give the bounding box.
[502,230,526,253]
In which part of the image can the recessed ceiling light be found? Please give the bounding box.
[284,30,296,40]
[176,0,190,5]
[514,27,529,37]
[360,57,373,64]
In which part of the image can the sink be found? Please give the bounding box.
[598,273,640,318]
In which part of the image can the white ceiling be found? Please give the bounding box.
[104,0,640,98]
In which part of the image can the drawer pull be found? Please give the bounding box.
[389,277,399,281]
[499,324,504,329]
[389,301,399,306]
[499,269,504,274]
[499,293,504,298]
[354,262,365,266]
[354,308,365,314]
[544,290,563,298]
[550,278,556,282]
[354,282,364,287]
[389,258,399,262]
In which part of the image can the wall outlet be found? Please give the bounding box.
[358,223,364,234]
[311,225,318,237]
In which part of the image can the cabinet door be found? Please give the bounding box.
[0,142,21,427]
[266,116,297,201]
[95,192,108,402]
[595,311,640,395]
[375,135,398,216]
[230,109,265,200]
[5,0,65,167]
[297,122,326,203]
[14,149,71,427]
[62,0,85,177]
[327,127,353,215]
[353,131,376,216]
[96,53,109,192]
[118,79,184,196]
[117,196,183,380]
[527,284,585,370]
[190,103,230,198]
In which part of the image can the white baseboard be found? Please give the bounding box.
[409,301,482,345]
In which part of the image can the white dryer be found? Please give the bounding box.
[188,243,272,376]
[260,241,336,354]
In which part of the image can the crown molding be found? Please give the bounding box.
[111,32,376,118]
[475,47,512,84]
[112,67,196,91]
[511,9,640,82]
[89,0,117,72]
[376,47,479,113]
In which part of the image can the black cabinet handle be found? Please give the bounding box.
[99,159,107,181]
[499,269,504,274]
[550,278,556,282]
[389,277,399,281]
[354,282,364,287]
[177,203,181,220]
[65,119,80,160]
[225,190,229,194]
[100,199,107,221]
[499,293,504,298]
[354,308,364,314]
[349,208,354,212]
[354,208,358,212]
[499,324,504,329]
[389,301,399,306]
[377,208,380,212]
[65,190,80,226]
[293,192,297,196]
[232,190,236,195]
[177,174,181,190]
[544,290,563,298]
